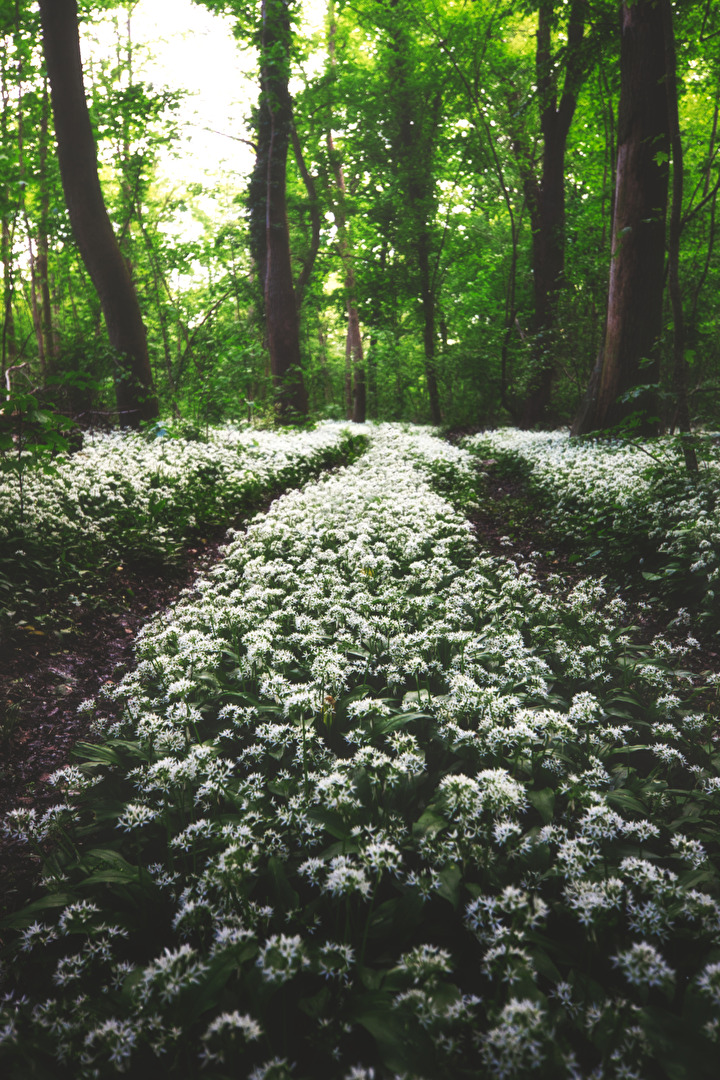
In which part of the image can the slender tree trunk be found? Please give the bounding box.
[327,134,365,423]
[248,99,270,324]
[316,323,333,404]
[343,326,352,418]
[519,0,585,428]
[662,0,697,472]
[37,0,157,427]
[440,32,522,420]
[1,215,16,378]
[573,1,669,437]
[25,232,46,373]
[259,0,308,420]
[37,79,57,374]
[0,52,17,381]
[327,140,365,423]
[366,336,377,419]
[326,4,365,423]
[290,121,320,311]
[137,207,178,406]
[418,232,441,425]
[387,8,443,426]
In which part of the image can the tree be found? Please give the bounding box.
[516,0,587,427]
[573,0,669,437]
[251,0,308,420]
[662,0,697,471]
[37,0,157,427]
[326,0,365,423]
[384,0,444,425]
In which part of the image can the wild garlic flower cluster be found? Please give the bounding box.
[1,425,719,1079]
[1,421,362,606]
[465,428,720,619]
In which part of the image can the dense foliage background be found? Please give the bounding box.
[1,0,719,432]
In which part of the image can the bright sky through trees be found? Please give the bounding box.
[83,0,327,191]
[83,0,257,189]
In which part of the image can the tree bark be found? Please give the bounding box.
[387,8,442,426]
[290,121,321,312]
[573,0,669,437]
[0,50,17,380]
[662,0,697,472]
[37,78,58,374]
[37,0,157,427]
[418,229,441,425]
[247,99,270,323]
[519,0,585,428]
[327,4,365,423]
[259,0,308,420]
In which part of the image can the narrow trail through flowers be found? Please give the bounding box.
[2,424,720,1080]
[0,423,365,914]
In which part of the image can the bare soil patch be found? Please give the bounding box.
[0,535,225,917]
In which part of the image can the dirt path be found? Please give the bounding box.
[0,536,226,916]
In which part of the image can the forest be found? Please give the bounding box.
[1,0,719,432]
[3,0,720,1078]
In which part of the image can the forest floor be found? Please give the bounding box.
[5,429,720,1078]
[2,455,719,918]
[0,534,227,915]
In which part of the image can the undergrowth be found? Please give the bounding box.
[0,422,366,641]
[465,429,720,635]
[1,426,718,1079]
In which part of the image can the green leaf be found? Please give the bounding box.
[412,809,446,839]
[606,788,647,815]
[268,855,299,910]
[72,742,124,765]
[528,787,555,824]
[436,864,462,907]
[1,892,76,930]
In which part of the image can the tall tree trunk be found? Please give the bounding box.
[290,121,321,312]
[327,140,365,422]
[519,0,585,428]
[662,0,697,473]
[14,37,47,378]
[1,215,16,379]
[0,49,17,381]
[418,231,441,426]
[37,78,58,374]
[387,8,443,426]
[327,3,365,423]
[439,27,523,421]
[573,1,669,437]
[327,134,365,423]
[37,0,157,427]
[247,99,270,326]
[259,0,308,420]
[366,335,377,419]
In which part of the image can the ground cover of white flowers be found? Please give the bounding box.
[465,429,720,630]
[2,424,720,1079]
[0,422,365,634]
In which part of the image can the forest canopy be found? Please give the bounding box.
[0,0,719,433]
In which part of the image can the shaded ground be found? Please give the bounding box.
[469,457,720,674]
[467,456,584,581]
[0,535,226,917]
